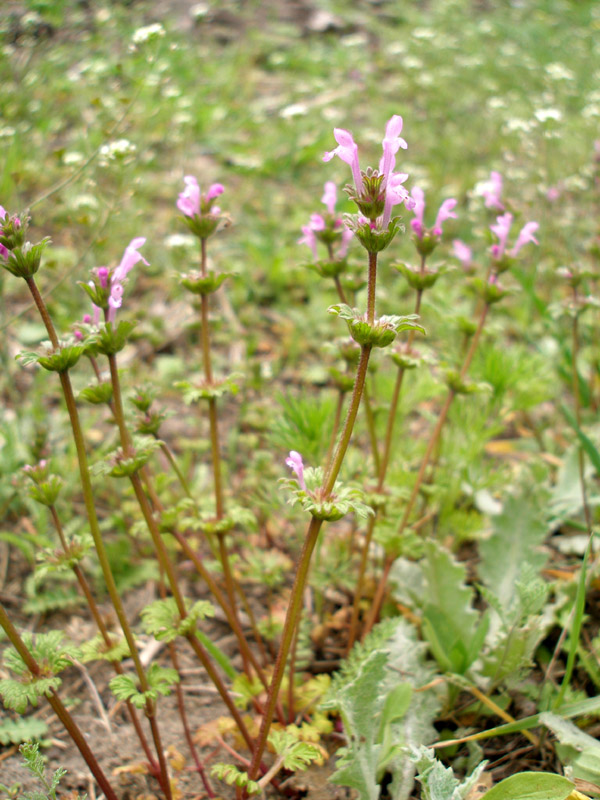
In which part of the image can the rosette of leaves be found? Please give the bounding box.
[78,381,113,405]
[87,320,137,355]
[1,238,51,278]
[443,368,492,396]
[34,534,93,582]
[81,633,131,664]
[141,596,215,643]
[281,466,374,522]
[548,292,600,321]
[210,764,260,796]
[343,213,403,254]
[329,366,355,393]
[0,632,81,713]
[389,347,434,371]
[135,407,170,435]
[454,315,478,337]
[469,276,513,305]
[92,435,162,478]
[109,663,179,709]
[328,304,425,349]
[18,340,89,373]
[393,262,450,291]
[176,373,243,403]
[306,258,347,279]
[180,269,235,295]
[129,385,157,413]
[27,474,63,507]
[173,500,256,536]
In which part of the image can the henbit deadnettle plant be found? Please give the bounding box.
[246,114,425,784]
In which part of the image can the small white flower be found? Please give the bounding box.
[412,27,436,39]
[132,23,165,45]
[164,233,196,249]
[279,103,308,119]
[99,139,137,165]
[63,151,85,166]
[545,62,575,81]
[582,104,600,118]
[533,107,562,123]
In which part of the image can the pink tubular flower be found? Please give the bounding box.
[285,450,307,491]
[490,213,514,260]
[338,228,353,259]
[382,172,411,227]
[299,182,354,261]
[177,176,201,218]
[206,183,224,201]
[433,199,458,235]
[98,237,149,324]
[323,128,363,193]
[310,213,326,231]
[113,237,149,283]
[490,213,539,261]
[510,221,539,256]
[379,115,408,188]
[96,266,109,288]
[298,225,319,261]
[321,181,337,215]
[410,188,457,239]
[481,171,504,210]
[452,239,473,269]
[410,187,426,238]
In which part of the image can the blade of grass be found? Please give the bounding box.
[432,695,600,749]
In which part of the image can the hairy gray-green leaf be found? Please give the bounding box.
[411,746,487,800]
[540,712,600,785]
[323,648,388,800]
[479,493,549,611]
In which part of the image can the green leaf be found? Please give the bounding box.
[420,542,482,674]
[267,730,323,770]
[80,633,131,664]
[479,493,549,610]
[377,684,413,742]
[479,772,573,800]
[210,763,260,795]
[109,665,178,708]
[0,676,61,713]
[141,597,214,643]
[0,716,48,746]
[540,712,600,785]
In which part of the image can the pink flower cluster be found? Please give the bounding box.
[323,115,413,228]
[490,213,539,261]
[410,187,457,240]
[298,181,353,261]
[452,240,473,271]
[285,451,307,491]
[0,205,21,260]
[177,176,224,218]
[86,238,149,325]
[480,171,504,211]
